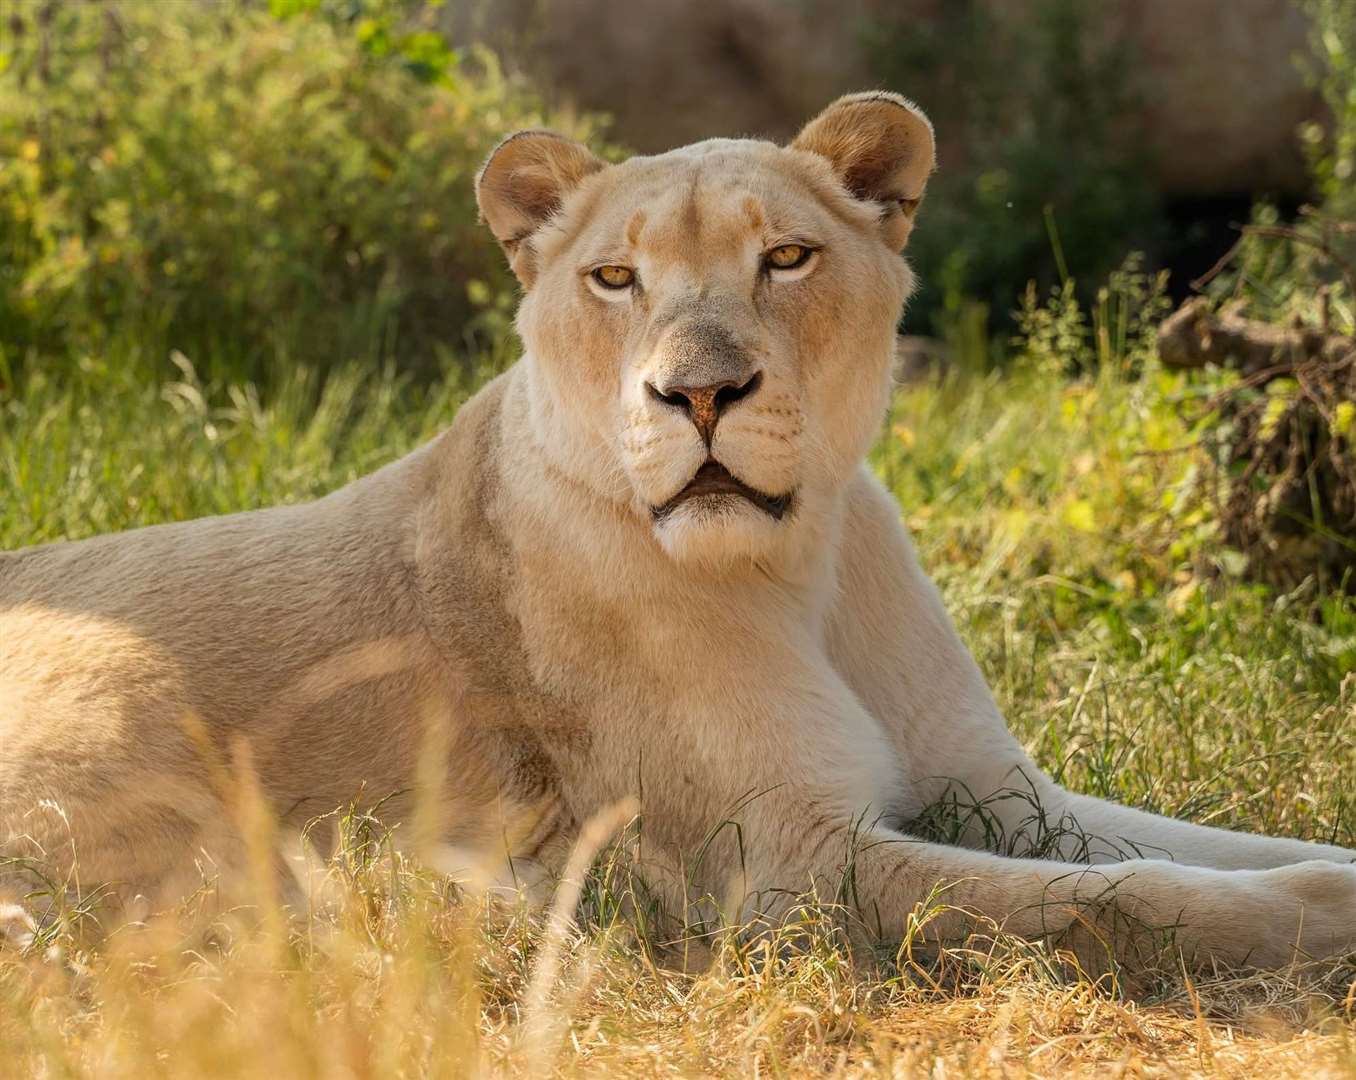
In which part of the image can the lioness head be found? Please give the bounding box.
[476,93,934,569]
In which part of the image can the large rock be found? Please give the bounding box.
[1117,0,1320,196]
[450,0,1323,198]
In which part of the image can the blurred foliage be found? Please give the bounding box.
[864,0,1163,340]
[1209,203,1356,333]
[1200,0,1356,331]
[1201,358,1356,594]
[1304,0,1356,221]
[0,0,599,384]
[268,0,458,84]
[1013,253,1172,379]
[880,265,1221,590]
[883,263,1356,648]
[1173,0,1356,591]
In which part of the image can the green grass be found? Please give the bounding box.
[3,346,1356,1076]
[880,365,1356,848]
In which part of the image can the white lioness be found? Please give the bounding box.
[2,93,1354,966]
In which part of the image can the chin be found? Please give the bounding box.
[651,495,789,569]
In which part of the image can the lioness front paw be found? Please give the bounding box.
[1249,860,1356,967]
[1117,858,1356,970]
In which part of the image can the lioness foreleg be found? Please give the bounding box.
[831,473,1356,872]
[856,834,1356,969]
[608,658,1356,970]
[673,782,1356,970]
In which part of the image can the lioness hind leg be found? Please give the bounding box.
[0,783,238,943]
[1040,786,1356,871]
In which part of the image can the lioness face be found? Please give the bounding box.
[477,94,935,568]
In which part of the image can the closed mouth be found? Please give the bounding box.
[652,460,792,521]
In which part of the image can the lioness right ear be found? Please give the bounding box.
[791,92,936,251]
[476,130,606,286]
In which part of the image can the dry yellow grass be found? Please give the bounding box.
[4,806,1356,1079]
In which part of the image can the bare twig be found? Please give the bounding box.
[1158,297,1354,379]
[1189,231,1248,293]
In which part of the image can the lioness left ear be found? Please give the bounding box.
[476,130,606,286]
[791,92,936,251]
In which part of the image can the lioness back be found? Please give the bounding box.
[0,376,577,894]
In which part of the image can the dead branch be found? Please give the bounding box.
[1156,297,1354,376]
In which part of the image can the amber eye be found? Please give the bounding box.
[765,244,812,271]
[592,265,635,289]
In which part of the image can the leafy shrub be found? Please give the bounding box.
[1303,0,1356,223]
[864,0,1163,340]
[1014,254,1171,379]
[1198,0,1356,332]
[0,0,599,383]
[1166,0,1356,591]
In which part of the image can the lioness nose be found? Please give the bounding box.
[646,372,762,445]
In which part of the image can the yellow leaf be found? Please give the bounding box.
[1258,394,1289,440]
[1335,400,1355,438]
[1062,499,1096,532]
[19,139,39,162]
[892,423,916,449]
[1167,578,1199,615]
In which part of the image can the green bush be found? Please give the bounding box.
[0,0,599,383]
[864,0,1163,341]
[1163,0,1355,335]
[1304,0,1356,223]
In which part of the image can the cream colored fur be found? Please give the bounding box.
[2,93,1354,967]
